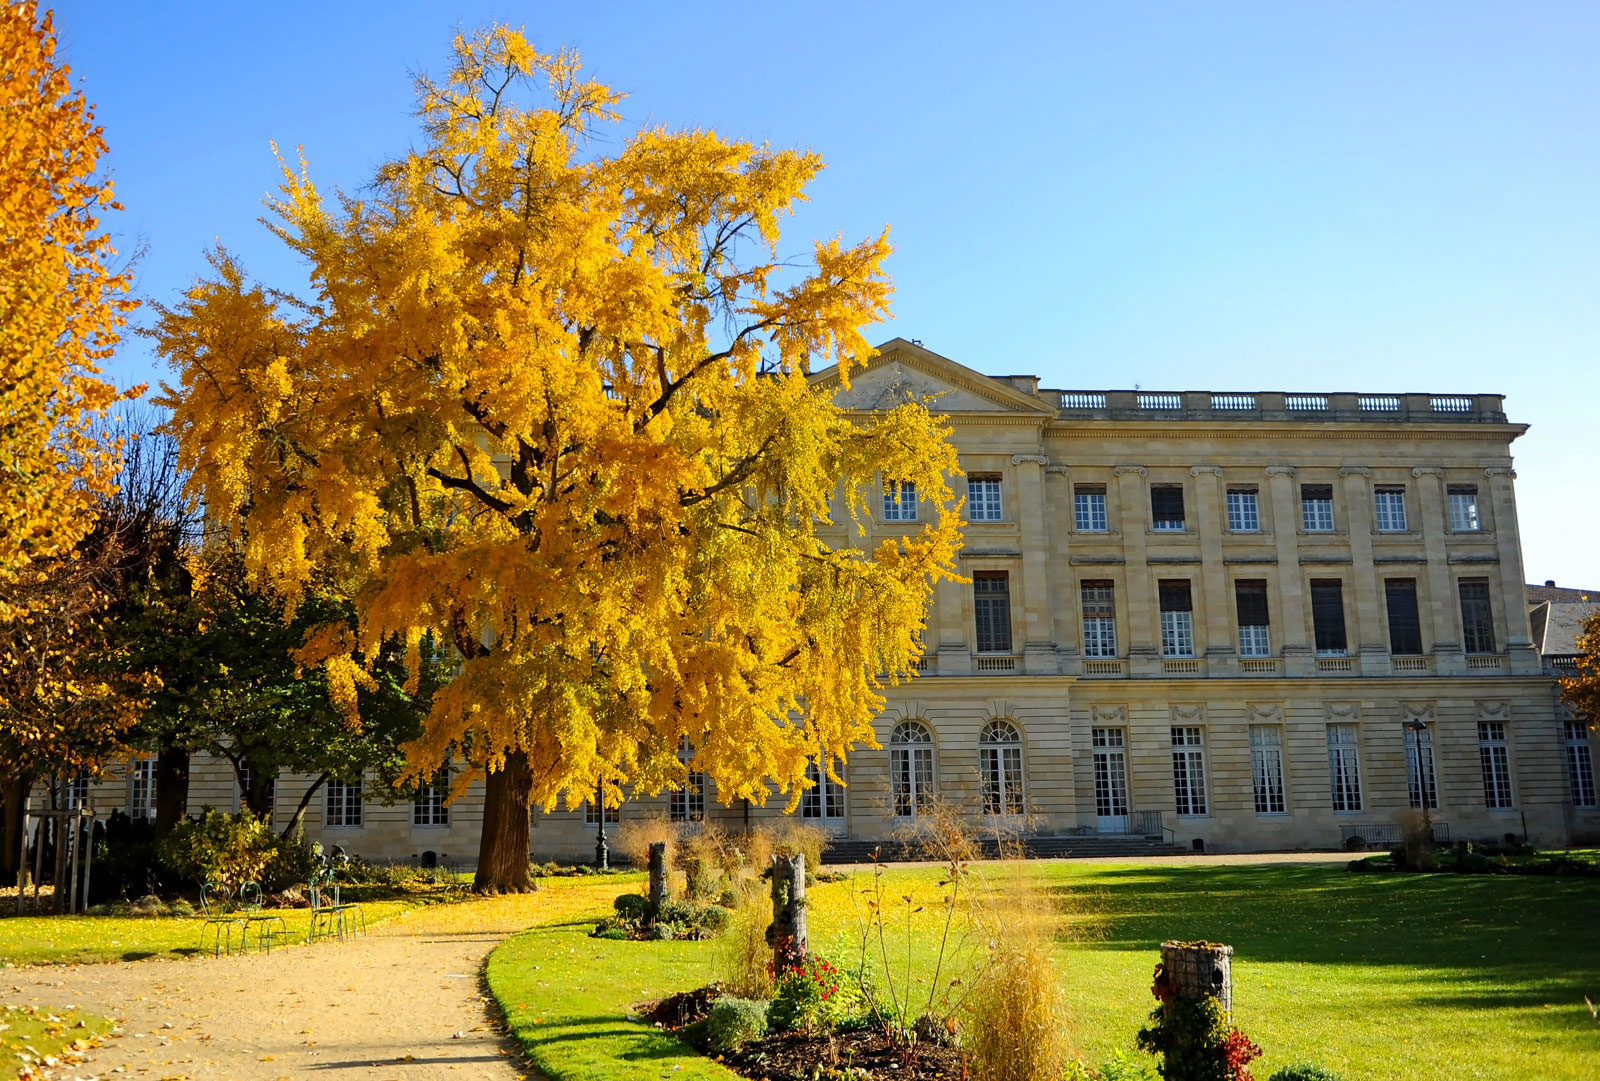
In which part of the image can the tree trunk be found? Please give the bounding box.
[280,771,329,839]
[474,750,534,894]
[154,744,190,837]
[647,841,670,921]
[1,776,30,884]
[770,852,808,974]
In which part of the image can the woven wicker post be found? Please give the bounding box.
[770,852,807,973]
[1160,940,1233,1013]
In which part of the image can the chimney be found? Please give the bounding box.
[1545,580,1556,588]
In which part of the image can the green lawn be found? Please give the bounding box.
[488,859,1600,1081]
[0,1004,112,1078]
[0,897,418,964]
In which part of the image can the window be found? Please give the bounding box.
[882,480,918,522]
[63,772,89,810]
[670,738,705,822]
[1459,579,1495,654]
[413,766,450,826]
[1478,722,1513,809]
[238,760,275,815]
[1326,724,1362,811]
[1566,720,1596,808]
[1250,726,1286,814]
[1448,485,1481,532]
[1301,484,1334,532]
[890,720,935,817]
[1081,580,1117,657]
[967,474,1003,522]
[1091,728,1130,819]
[1310,579,1347,656]
[1171,727,1208,816]
[973,572,1013,654]
[1374,487,1408,532]
[980,720,1025,815]
[1074,486,1108,532]
[129,759,156,820]
[1226,488,1260,532]
[1406,724,1438,810]
[1150,485,1185,531]
[585,797,619,824]
[802,760,845,820]
[1234,579,1270,657]
[1385,579,1423,655]
[1159,580,1194,658]
[325,775,364,827]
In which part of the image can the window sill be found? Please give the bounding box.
[1373,530,1421,539]
[412,822,450,829]
[1297,529,1345,538]
[1254,812,1291,818]
[1148,527,1190,536]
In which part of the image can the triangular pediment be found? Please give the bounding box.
[811,338,1054,414]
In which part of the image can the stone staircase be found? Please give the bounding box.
[821,833,1191,864]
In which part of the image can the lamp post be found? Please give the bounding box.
[1405,719,1434,841]
[594,776,609,871]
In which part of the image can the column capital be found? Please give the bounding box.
[1264,465,1297,478]
[1189,465,1224,477]
[1010,453,1049,467]
[1484,466,1517,479]
[1411,466,1446,478]
[1113,464,1147,477]
[1339,466,1372,478]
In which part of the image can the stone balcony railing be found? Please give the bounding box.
[1046,390,1507,423]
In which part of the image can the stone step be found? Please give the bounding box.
[820,835,1192,864]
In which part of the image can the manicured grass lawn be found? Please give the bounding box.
[0,1004,112,1078]
[488,858,1600,1081]
[0,897,418,964]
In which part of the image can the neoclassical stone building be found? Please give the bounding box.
[48,339,1596,861]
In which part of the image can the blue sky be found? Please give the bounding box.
[54,1,1600,588]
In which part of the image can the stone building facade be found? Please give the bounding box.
[41,339,1595,863]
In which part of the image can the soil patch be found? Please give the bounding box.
[723,1028,964,1081]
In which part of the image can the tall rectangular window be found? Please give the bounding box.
[1158,580,1195,658]
[1406,724,1439,810]
[1171,727,1208,816]
[413,766,450,826]
[586,798,620,824]
[1080,580,1118,658]
[671,738,706,822]
[1234,579,1270,656]
[1310,579,1347,656]
[63,772,90,810]
[1566,720,1596,808]
[1385,579,1423,655]
[882,480,918,521]
[325,775,363,827]
[1448,485,1481,532]
[1226,488,1260,532]
[802,760,845,820]
[1150,485,1186,531]
[973,572,1013,654]
[1326,724,1362,811]
[1301,484,1335,532]
[1459,579,1495,654]
[129,759,156,820]
[967,475,1003,522]
[1477,722,1513,809]
[1374,487,1408,532]
[237,760,275,815]
[1074,486,1108,532]
[1250,726,1286,814]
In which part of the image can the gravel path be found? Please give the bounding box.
[6,895,547,1081]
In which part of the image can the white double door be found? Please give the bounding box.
[1092,727,1130,833]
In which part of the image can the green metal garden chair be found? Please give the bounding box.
[198,882,244,957]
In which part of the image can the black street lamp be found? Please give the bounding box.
[594,776,609,870]
[1405,718,1434,840]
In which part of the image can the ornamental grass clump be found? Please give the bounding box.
[962,876,1070,1081]
[716,882,775,997]
[704,996,769,1054]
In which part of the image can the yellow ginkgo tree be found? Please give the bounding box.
[152,25,961,892]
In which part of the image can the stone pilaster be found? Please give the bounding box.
[1191,465,1230,671]
[1014,453,1058,674]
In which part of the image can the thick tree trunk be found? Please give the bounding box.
[280,771,328,839]
[474,751,534,894]
[1,776,30,884]
[770,852,808,974]
[647,841,670,922]
[154,745,190,837]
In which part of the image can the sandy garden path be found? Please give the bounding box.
[6,894,551,1081]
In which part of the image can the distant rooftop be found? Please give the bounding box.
[1039,390,1507,423]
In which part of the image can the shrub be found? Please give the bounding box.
[705,996,769,1054]
[717,884,775,997]
[157,810,275,894]
[768,956,841,1033]
[1396,809,1438,871]
[263,829,317,891]
[614,814,678,872]
[1136,986,1260,1081]
[90,811,162,902]
[716,887,741,909]
[614,893,651,920]
[1268,1066,1346,1081]
[686,855,719,900]
[770,820,826,875]
[658,899,730,937]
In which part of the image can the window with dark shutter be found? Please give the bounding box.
[1310,579,1347,655]
[1385,579,1423,655]
[1300,484,1335,531]
[1150,485,1185,530]
[1234,580,1269,625]
[1459,579,1495,654]
[1158,580,1193,613]
[973,572,1012,654]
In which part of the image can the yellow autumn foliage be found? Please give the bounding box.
[152,25,961,815]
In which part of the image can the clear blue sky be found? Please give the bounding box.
[53,1,1600,589]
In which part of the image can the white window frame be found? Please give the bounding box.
[1448,490,1481,532]
[1074,490,1108,532]
[63,772,90,810]
[1170,727,1208,817]
[1302,493,1335,532]
[670,738,706,822]
[890,720,936,817]
[1250,726,1286,814]
[325,775,364,828]
[966,475,1003,522]
[801,760,845,820]
[1160,610,1194,658]
[1327,724,1363,812]
[1374,488,1408,532]
[1091,728,1130,818]
[1477,722,1513,809]
[413,766,450,826]
[979,721,1025,816]
[585,798,620,824]
[1237,624,1270,658]
[1566,721,1596,808]
[129,759,156,820]
[1226,489,1260,532]
[1081,581,1117,658]
[882,480,918,522]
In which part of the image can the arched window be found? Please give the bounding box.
[891,720,935,817]
[980,720,1025,815]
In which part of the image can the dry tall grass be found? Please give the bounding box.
[613,814,678,873]
[963,870,1071,1081]
[716,879,775,997]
